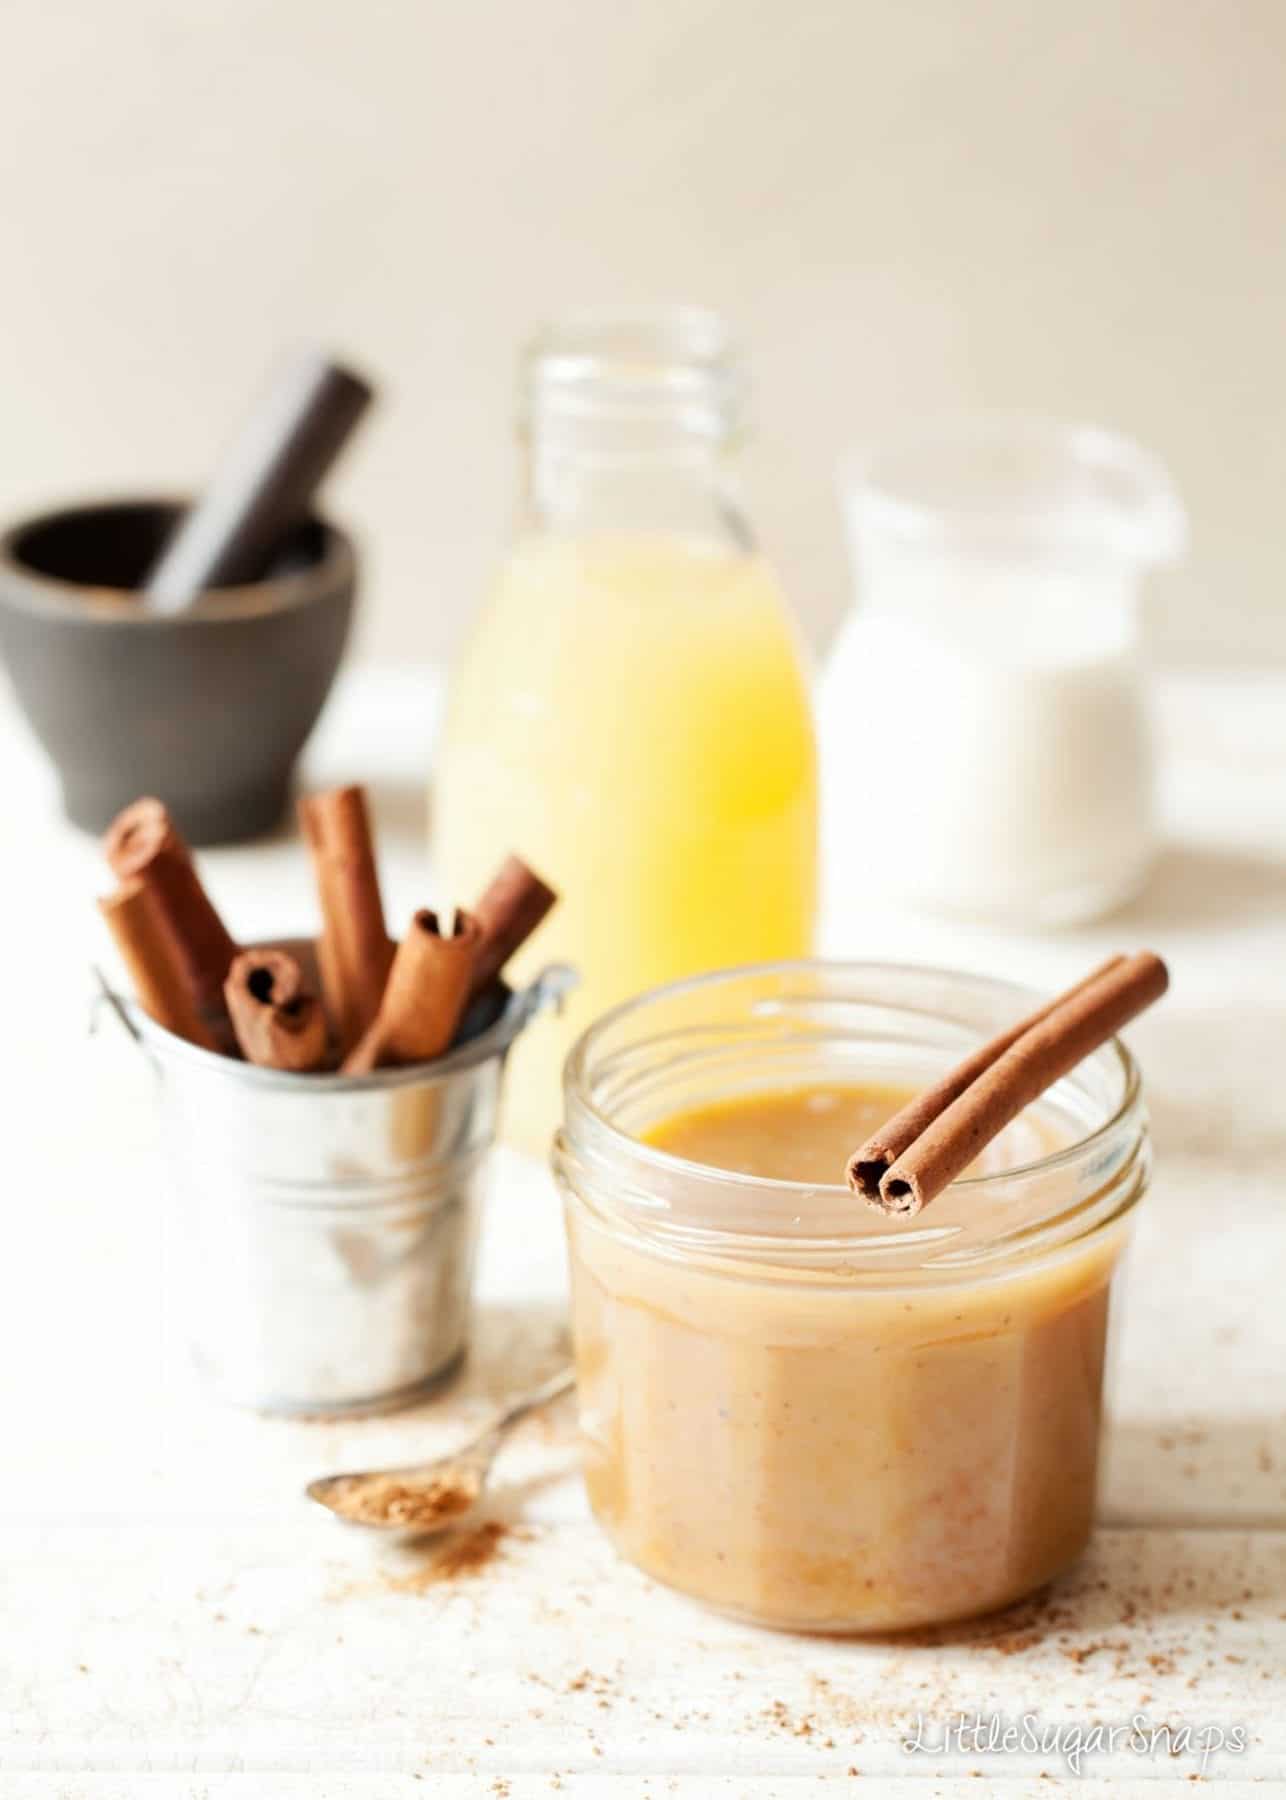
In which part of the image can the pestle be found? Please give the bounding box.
[142,349,374,615]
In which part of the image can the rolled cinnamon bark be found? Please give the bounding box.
[469,855,558,998]
[103,797,237,1008]
[299,786,395,1054]
[98,878,220,1050]
[224,948,329,1072]
[858,951,1169,1218]
[341,909,481,1075]
[846,955,1126,1202]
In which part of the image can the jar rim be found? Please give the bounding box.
[839,410,1188,569]
[559,959,1148,1276]
[566,957,1139,1190]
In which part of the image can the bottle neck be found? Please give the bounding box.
[517,307,752,549]
[522,433,750,545]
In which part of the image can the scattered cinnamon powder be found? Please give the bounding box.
[436,1520,511,1577]
[383,1520,511,1592]
[763,1698,817,1738]
[325,1470,479,1530]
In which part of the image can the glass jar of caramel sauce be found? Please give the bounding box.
[554,961,1150,1632]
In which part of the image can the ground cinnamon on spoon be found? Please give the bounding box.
[326,1470,479,1529]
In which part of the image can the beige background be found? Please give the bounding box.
[1,0,1282,666]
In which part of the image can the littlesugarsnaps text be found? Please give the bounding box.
[903,1710,1248,1776]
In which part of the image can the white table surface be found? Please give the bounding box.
[1,665,1283,1796]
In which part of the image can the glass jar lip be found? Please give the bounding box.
[563,956,1142,1204]
[838,410,1188,568]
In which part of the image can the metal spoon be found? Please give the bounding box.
[305,1365,575,1533]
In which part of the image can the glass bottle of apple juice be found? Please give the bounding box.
[435,309,818,1149]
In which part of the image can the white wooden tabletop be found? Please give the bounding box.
[1,666,1283,1795]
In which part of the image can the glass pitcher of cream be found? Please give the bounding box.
[435,310,818,1149]
[823,416,1187,926]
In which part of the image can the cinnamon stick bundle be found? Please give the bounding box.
[98,789,561,1082]
[224,948,329,1072]
[847,951,1169,1217]
[341,909,481,1075]
[468,855,557,998]
[98,878,220,1050]
[299,786,395,1055]
[103,797,237,1009]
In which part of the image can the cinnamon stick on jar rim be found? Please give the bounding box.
[468,854,557,998]
[224,948,329,1073]
[103,797,237,1009]
[299,786,395,1055]
[847,951,1169,1218]
[846,954,1127,1203]
[341,909,481,1075]
[98,878,220,1051]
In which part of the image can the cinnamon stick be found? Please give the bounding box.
[299,786,395,1054]
[103,797,237,1008]
[468,854,557,998]
[341,909,481,1075]
[850,951,1168,1218]
[98,878,220,1050]
[224,948,329,1072]
[846,955,1126,1202]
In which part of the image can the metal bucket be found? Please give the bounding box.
[100,963,574,1415]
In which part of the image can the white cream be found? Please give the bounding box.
[829,416,1185,926]
[821,568,1157,924]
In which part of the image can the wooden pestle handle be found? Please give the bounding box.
[142,349,373,613]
